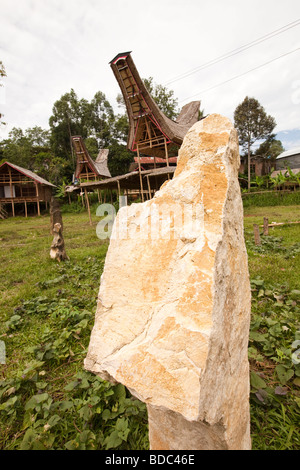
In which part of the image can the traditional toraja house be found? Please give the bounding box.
[109,52,200,200]
[0,161,55,217]
[72,135,111,183]
[66,52,201,222]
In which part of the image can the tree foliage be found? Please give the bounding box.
[0,77,186,182]
[255,138,284,161]
[234,96,276,189]
[143,77,179,120]
[0,61,7,126]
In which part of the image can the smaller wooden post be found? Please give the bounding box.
[253,224,261,245]
[146,175,152,200]
[84,188,92,226]
[11,200,15,217]
[263,217,269,236]
[137,144,144,202]
[164,138,169,167]
[24,200,28,218]
[35,183,40,216]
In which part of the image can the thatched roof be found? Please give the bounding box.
[72,136,111,179]
[0,161,55,187]
[110,52,200,158]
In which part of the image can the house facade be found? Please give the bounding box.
[275,147,300,170]
[0,161,55,217]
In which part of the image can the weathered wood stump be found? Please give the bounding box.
[253,224,261,245]
[50,196,63,234]
[50,223,68,262]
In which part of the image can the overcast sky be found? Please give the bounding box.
[1,0,300,150]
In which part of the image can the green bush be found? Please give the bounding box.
[243,191,300,208]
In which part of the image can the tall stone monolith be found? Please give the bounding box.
[84,114,252,450]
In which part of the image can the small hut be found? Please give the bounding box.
[0,161,55,217]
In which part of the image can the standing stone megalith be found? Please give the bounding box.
[84,114,252,450]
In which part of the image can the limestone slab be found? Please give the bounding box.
[84,114,251,449]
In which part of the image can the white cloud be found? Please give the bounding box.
[1,0,300,142]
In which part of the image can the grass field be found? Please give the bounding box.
[0,200,299,450]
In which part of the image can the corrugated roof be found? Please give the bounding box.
[276,147,300,159]
[0,161,56,186]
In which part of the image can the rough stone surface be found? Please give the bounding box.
[84,114,251,450]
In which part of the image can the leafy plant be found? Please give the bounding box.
[0,256,148,450]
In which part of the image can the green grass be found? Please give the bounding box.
[0,202,300,450]
[243,205,300,289]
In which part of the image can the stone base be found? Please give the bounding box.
[147,404,251,450]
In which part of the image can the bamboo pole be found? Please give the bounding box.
[164,138,169,167]
[137,144,144,202]
[146,175,152,200]
[36,183,40,216]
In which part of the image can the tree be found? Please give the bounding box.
[0,61,7,126]
[255,137,284,161]
[0,126,68,185]
[49,89,91,167]
[143,77,179,120]
[234,96,276,190]
[89,91,115,148]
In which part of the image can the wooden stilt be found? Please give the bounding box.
[97,189,101,203]
[164,138,169,167]
[12,200,15,217]
[146,175,152,200]
[137,144,144,202]
[35,183,40,216]
[24,200,27,218]
[84,188,92,226]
